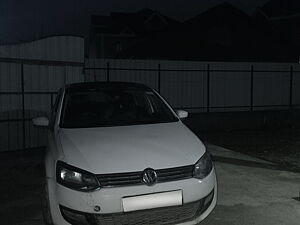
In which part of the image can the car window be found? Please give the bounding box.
[60,88,178,128]
[49,90,62,129]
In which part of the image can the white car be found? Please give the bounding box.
[33,82,217,225]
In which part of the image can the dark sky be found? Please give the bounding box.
[0,0,269,43]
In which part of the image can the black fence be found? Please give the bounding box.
[84,62,300,112]
[0,57,83,151]
[1,58,300,151]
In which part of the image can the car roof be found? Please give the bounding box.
[64,82,153,92]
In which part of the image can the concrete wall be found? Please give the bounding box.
[0,36,84,63]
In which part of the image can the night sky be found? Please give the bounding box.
[0,0,269,43]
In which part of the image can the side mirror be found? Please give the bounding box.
[176,110,188,119]
[32,117,49,127]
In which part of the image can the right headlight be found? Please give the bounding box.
[193,151,213,179]
[56,161,100,192]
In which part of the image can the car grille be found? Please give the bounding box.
[96,165,194,188]
[60,189,214,225]
[94,199,204,225]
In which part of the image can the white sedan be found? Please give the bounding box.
[33,82,217,225]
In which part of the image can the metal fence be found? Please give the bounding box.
[84,59,300,112]
[0,57,83,152]
[1,58,300,152]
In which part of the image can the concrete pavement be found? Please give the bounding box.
[201,145,300,225]
[1,145,300,225]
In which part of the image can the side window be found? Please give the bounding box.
[50,90,62,129]
[145,92,176,120]
[146,92,159,113]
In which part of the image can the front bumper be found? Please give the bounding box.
[48,169,217,225]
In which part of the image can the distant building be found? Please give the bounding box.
[88,2,300,62]
[255,0,300,61]
[123,3,277,62]
[88,8,179,58]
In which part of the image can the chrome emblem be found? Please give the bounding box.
[142,168,157,186]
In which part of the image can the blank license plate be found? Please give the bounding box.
[122,190,183,212]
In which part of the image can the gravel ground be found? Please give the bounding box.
[198,128,300,171]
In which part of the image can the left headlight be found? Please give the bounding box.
[56,161,100,192]
[193,151,213,179]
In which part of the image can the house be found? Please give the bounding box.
[122,3,282,62]
[88,8,179,58]
[255,0,300,61]
[123,3,274,61]
[89,2,298,62]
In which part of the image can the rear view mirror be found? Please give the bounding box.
[32,117,49,127]
[176,110,188,119]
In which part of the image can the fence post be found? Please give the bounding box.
[83,59,86,82]
[207,64,210,113]
[93,60,97,82]
[289,65,293,109]
[64,66,67,85]
[158,64,161,93]
[50,93,53,110]
[106,62,110,82]
[250,65,254,111]
[21,63,26,150]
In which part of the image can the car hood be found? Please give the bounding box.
[58,122,205,174]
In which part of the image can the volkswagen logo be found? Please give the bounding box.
[142,168,157,186]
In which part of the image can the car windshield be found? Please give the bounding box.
[60,87,178,128]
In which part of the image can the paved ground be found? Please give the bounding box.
[202,144,300,225]
[201,128,300,172]
[0,145,299,225]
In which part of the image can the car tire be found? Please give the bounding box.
[41,180,54,225]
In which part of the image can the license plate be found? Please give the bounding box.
[122,190,183,212]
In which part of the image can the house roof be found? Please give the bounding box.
[91,8,179,35]
[185,2,252,26]
[122,2,295,62]
[260,0,300,18]
[123,3,256,57]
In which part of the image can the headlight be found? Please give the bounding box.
[193,151,213,179]
[56,161,100,192]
